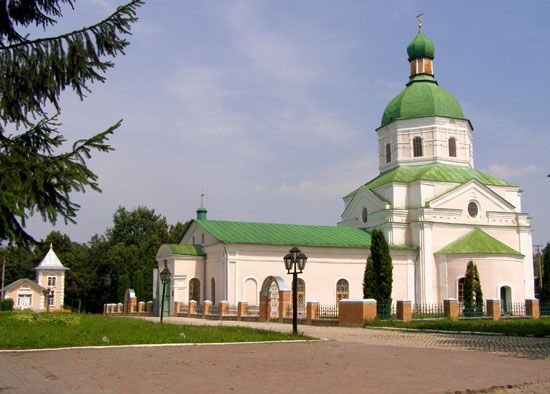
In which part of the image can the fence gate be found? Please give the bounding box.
[269,281,279,319]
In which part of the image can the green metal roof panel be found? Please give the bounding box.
[407,29,435,60]
[195,220,372,248]
[381,78,466,127]
[168,244,205,256]
[436,228,523,256]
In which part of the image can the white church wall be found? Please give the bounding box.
[215,244,415,305]
[204,244,224,303]
[169,256,204,304]
[445,255,525,302]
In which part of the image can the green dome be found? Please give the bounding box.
[407,29,435,61]
[381,76,466,127]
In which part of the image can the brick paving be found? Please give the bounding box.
[148,316,550,360]
[0,317,549,393]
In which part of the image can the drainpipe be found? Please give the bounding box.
[222,243,229,301]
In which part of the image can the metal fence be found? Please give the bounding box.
[210,305,219,316]
[541,300,550,316]
[458,302,485,318]
[376,303,396,320]
[284,303,306,319]
[317,304,339,320]
[248,305,259,316]
[412,303,445,319]
[228,304,238,316]
[501,302,525,317]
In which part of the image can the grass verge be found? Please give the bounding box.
[0,311,311,349]
[364,317,550,337]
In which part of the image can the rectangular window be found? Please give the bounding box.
[48,292,55,306]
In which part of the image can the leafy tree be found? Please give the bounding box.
[363,229,393,309]
[541,243,550,302]
[117,273,130,303]
[0,0,144,247]
[168,221,192,244]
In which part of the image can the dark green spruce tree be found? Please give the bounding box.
[463,260,477,316]
[0,0,144,247]
[472,263,483,314]
[363,256,376,300]
[364,229,393,310]
[540,243,550,302]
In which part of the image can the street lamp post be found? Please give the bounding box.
[159,262,171,324]
[284,246,308,335]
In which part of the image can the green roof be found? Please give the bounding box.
[195,220,372,248]
[168,244,205,256]
[381,75,466,127]
[436,228,523,256]
[407,29,435,60]
[345,163,515,199]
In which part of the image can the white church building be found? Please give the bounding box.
[155,26,534,315]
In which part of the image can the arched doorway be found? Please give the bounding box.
[259,276,288,320]
[500,286,512,314]
[189,278,201,304]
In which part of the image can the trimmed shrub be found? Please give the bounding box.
[0,298,14,311]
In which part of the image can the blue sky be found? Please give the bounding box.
[26,0,550,246]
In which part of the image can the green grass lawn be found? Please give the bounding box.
[0,311,310,349]
[364,317,550,337]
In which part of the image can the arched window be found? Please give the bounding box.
[413,137,423,157]
[201,233,205,244]
[457,277,466,303]
[47,275,56,287]
[292,278,306,306]
[189,278,200,303]
[385,143,391,163]
[211,278,216,303]
[336,279,350,302]
[448,137,457,157]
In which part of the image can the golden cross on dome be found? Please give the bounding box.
[416,11,424,29]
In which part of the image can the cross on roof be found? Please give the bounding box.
[200,190,205,207]
[416,11,424,29]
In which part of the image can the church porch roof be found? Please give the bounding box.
[435,228,523,256]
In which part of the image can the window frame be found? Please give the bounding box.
[47,275,56,287]
[385,143,391,163]
[468,201,479,218]
[413,136,423,157]
[457,277,466,303]
[336,279,350,302]
[448,137,457,157]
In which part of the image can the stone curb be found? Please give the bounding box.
[366,326,507,336]
[0,338,326,354]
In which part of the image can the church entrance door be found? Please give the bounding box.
[500,286,511,315]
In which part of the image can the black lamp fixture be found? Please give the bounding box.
[283,246,308,334]
[159,261,171,324]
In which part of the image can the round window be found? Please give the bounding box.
[362,207,368,223]
[468,201,479,218]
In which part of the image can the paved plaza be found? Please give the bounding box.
[1,318,549,393]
